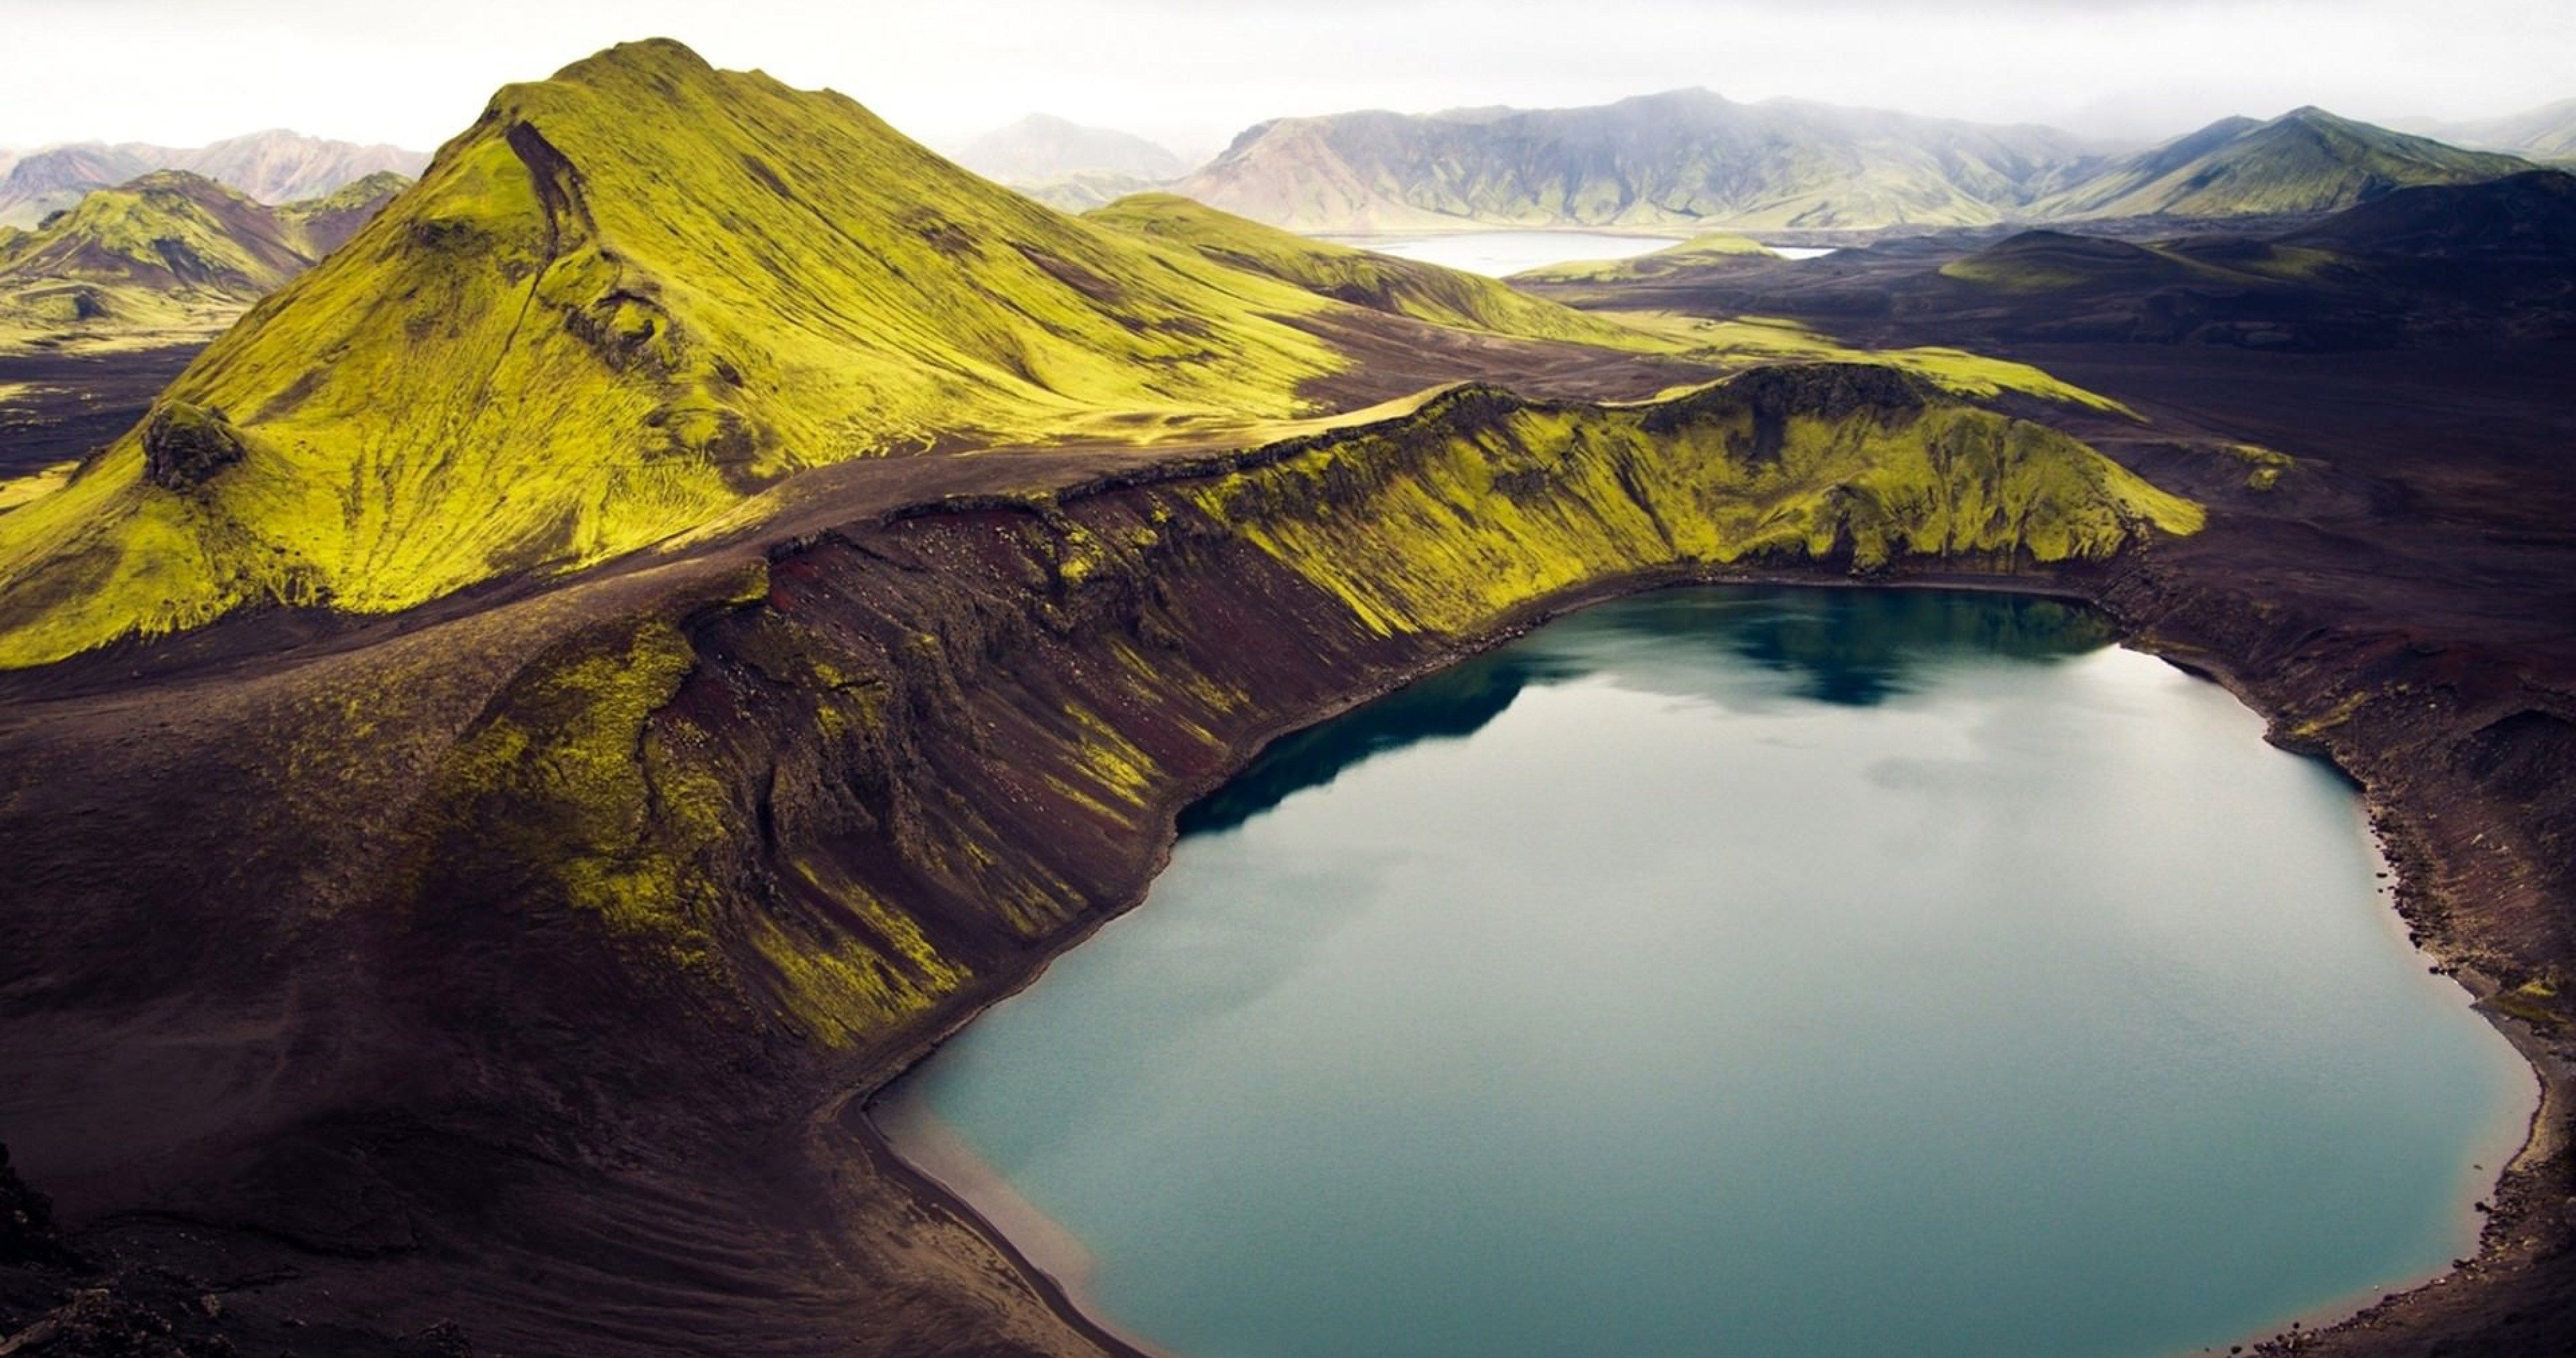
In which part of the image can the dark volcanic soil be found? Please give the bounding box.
[0,345,207,478]
[3,287,2573,1358]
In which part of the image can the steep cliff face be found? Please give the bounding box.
[400,365,2193,1078]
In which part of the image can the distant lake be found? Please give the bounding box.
[1320,231,1835,274]
[880,587,2533,1358]
[1324,230,1684,277]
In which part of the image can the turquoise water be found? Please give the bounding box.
[880,587,2533,1358]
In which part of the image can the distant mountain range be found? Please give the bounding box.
[954,113,1187,184]
[1170,92,2557,233]
[0,168,411,350]
[2412,97,2576,164]
[1176,89,2103,231]
[950,114,1193,213]
[0,130,427,226]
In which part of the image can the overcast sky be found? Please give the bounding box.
[2,0,2568,158]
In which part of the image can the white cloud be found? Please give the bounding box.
[0,0,2566,155]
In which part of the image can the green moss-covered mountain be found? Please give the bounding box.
[2031,108,2537,219]
[1174,89,2104,231]
[1512,233,1779,284]
[1083,192,1667,349]
[1936,229,2280,292]
[0,41,1703,668]
[0,169,411,351]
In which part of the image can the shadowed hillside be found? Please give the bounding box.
[1521,170,2576,351]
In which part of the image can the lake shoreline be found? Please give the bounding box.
[850,563,2570,1358]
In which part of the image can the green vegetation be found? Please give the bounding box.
[0,41,2172,673]
[2035,108,2536,219]
[277,170,418,251]
[419,600,971,1042]
[1085,192,1675,350]
[2218,442,2295,492]
[1179,367,2197,637]
[1016,171,1165,213]
[1935,230,2361,295]
[0,460,77,512]
[1513,233,1778,283]
[0,168,411,353]
[1939,233,2207,292]
[0,40,1397,666]
[358,358,2201,1052]
[432,614,719,947]
[2489,977,2565,1030]
[1606,312,2138,417]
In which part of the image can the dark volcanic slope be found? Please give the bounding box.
[1519,171,2576,352]
[2280,168,2576,258]
[0,345,206,478]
